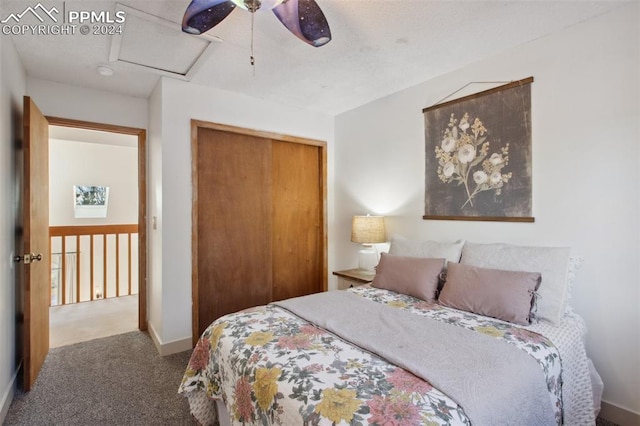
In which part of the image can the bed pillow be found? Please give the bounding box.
[388,235,464,264]
[460,242,571,324]
[439,263,541,325]
[565,256,584,305]
[371,253,445,302]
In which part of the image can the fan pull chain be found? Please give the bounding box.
[250,0,256,76]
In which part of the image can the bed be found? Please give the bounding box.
[179,239,601,425]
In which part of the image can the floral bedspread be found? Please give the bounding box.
[179,286,562,425]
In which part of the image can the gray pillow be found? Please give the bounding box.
[439,263,541,325]
[371,253,445,302]
[460,242,571,324]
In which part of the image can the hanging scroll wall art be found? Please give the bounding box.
[423,77,534,222]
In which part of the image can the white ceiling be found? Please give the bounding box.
[2,0,627,115]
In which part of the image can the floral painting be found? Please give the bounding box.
[423,77,534,222]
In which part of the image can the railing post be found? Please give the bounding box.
[116,234,120,298]
[76,235,80,303]
[90,235,94,301]
[103,234,107,300]
[61,236,66,305]
[128,232,132,296]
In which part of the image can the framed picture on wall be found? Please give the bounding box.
[423,77,535,222]
[74,185,109,218]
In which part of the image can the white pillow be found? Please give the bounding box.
[565,256,584,304]
[389,235,465,264]
[460,242,571,324]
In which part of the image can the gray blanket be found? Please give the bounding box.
[273,291,557,426]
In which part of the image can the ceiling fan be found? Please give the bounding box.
[182,0,332,47]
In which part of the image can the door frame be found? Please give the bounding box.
[190,120,328,344]
[46,116,148,330]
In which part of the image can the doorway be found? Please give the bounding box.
[46,117,147,347]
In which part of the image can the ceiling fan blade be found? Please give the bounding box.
[182,0,236,35]
[272,0,331,47]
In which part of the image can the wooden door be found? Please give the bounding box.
[272,141,323,301]
[22,96,50,390]
[192,127,273,342]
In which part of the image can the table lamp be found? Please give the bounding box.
[351,215,386,272]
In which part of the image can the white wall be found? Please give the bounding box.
[148,78,335,351]
[49,139,138,226]
[27,78,148,130]
[0,36,26,423]
[334,4,639,420]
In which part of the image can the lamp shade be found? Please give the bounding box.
[351,215,386,244]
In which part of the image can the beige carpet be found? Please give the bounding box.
[49,295,138,348]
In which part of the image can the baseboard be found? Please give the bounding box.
[148,323,192,356]
[600,400,640,426]
[0,364,20,424]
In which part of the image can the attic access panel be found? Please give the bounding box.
[109,4,222,79]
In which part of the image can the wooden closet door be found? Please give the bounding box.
[193,128,273,341]
[272,141,323,301]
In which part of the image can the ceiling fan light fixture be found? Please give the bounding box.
[182,0,331,47]
[231,0,285,12]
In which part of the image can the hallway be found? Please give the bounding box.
[49,295,138,348]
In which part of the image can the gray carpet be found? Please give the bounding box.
[596,417,620,426]
[4,330,618,425]
[4,331,196,425]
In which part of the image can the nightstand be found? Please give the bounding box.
[333,268,375,290]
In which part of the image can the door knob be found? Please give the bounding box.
[14,253,43,264]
